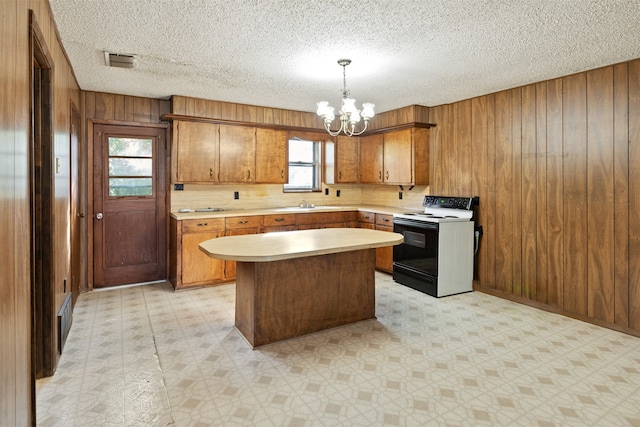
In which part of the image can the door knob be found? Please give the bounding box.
[96,212,103,220]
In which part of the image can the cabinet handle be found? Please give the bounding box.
[383,218,390,222]
[238,220,249,224]
[281,170,284,179]
[197,223,208,226]
[378,171,382,180]
[209,168,214,178]
[247,169,251,180]
[386,170,389,180]
[339,171,342,180]
[275,218,285,222]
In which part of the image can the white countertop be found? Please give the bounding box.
[199,228,404,262]
[171,205,419,220]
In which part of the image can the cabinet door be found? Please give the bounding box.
[359,134,384,183]
[256,128,287,183]
[223,227,261,279]
[383,129,413,184]
[375,221,394,273]
[174,121,219,183]
[335,136,360,183]
[219,125,256,182]
[181,231,225,286]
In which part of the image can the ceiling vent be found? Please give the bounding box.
[104,51,136,69]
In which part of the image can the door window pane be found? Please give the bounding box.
[108,138,152,157]
[108,137,154,197]
[109,158,152,176]
[109,178,153,197]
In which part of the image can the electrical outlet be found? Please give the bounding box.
[234,191,239,200]
[399,192,403,200]
[174,183,184,191]
[336,190,341,197]
[325,188,329,195]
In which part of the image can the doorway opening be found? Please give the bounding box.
[30,12,56,379]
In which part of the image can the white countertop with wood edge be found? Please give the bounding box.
[171,205,421,220]
[199,228,404,262]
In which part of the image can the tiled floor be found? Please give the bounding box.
[37,273,640,426]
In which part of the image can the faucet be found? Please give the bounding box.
[299,199,309,208]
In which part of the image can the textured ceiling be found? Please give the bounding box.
[49,0,640,114]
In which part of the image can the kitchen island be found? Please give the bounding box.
[199,228,403,347]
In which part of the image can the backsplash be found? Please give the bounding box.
[170,183,430,212]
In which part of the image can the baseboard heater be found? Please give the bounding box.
[57,293,72,354]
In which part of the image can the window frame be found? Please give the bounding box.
[283,137,322,193]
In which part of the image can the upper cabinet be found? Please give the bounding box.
[255,128,288,183]
[324,136,360,184]
[171,120,288,184]
[360,127,429,185]
[173,120,219,183]
[219,124,256,183]
[169,114,430,186]
[359,134,384,183]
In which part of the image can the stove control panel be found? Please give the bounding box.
[423,196,476,210]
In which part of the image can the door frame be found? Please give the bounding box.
[30,11,56,379]
[70,102,86,305]
[87,120,169,289]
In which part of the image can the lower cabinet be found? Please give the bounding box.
[223,216,263,280]
[170,217,226,290]
[359,211,394,273]
[171,209,392,290]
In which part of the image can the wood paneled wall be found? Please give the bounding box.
[172,95,324,129]
[1,0,81,423]
[429,59,640,336]
[84,91,170,124]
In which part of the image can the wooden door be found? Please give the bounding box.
[93,124,167,288]
[359,134,383,183]
[335,136,360,182]
[174,121,219,182]
[383,129,413,184]
[255,128,287,183]
[219,125,256,182]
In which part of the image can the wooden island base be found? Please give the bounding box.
[235,249,376,347]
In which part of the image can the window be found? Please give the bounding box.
[107,137,154,197]
[284,137,321,192]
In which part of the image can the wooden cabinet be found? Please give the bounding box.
[357,211,394,273]
[169,217,225,290]
[263,213,297,233]
[359,127,429,185]
[173,121,219,183]
[172,120,290,184]
[296,211,358,230]
[324,136,360,184]
[224,216,263,279]
[219,125,256,183]
[256,128,287,183]
[374,214,394,273]
[359,134,384,183]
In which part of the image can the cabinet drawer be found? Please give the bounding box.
[296,211,357,225]
[181,218,225,233]
[376,214,394,228]
[225,215,263,229]
[263,213,296,227]
[358,211,375,223]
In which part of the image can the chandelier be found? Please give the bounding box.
[316,59,375,137]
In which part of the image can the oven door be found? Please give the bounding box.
[392,218,439,277]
